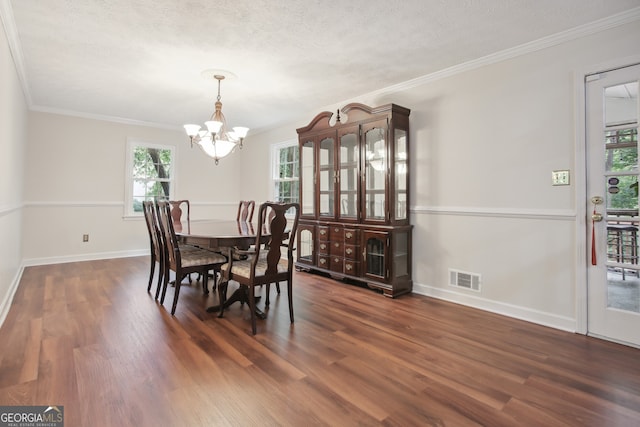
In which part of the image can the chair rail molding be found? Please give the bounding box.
[411,205,576,221]
[0,202,22,217]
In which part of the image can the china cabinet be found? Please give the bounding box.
[295,103,412,297]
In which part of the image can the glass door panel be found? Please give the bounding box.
[301,140,315,216]
[395,129,408,220]
[339,129,359,219]
[393,231,409,277]
[319,136,335,217]
[604,87,639,311]
[364,124,387,221]
[298,227,314,264]
[363,230,388,280]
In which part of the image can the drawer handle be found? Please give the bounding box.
[334,258,340,263]
[346,248,352,255]
[334,228,340,232]
[320,229,327,235]
[320,243,326,250]
[334,243,340,248]
[346,264,352,271]
[345,232,353,239]
[320,258,326,265]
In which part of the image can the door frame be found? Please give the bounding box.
[575,54,640,337]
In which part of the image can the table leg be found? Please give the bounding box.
[206,285,265,319]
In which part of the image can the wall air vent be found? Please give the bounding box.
[449,269,481,292]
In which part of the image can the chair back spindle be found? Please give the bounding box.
[169,200,190,233]
[237,200,255,222]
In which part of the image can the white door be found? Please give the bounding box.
[586,63,640,346]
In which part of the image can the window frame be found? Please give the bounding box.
[271,139,300,205]
[124,138,176,218]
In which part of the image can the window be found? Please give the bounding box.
[125,139,175,217]
[271,140,299,204]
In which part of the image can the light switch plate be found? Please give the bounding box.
[552,170,570,186]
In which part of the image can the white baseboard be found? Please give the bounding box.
[412,281,577,333]
[22,249,148,267]
[0,265,25,329]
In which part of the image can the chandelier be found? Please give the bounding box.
[183,71,249,165]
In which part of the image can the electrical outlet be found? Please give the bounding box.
[83,234,89,242]
[552,170,570,186]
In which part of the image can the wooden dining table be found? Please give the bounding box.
[175,219,271,316]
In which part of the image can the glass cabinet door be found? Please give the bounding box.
[363,230,388,280]
[300,139,315,217]
[297,226,315,265]
[363,120,388,221]
[393,230,409,278]
[319,135,335,217]
[395,128,408,221]
[339,126,359,220]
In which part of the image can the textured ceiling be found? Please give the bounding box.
[3,0,640,134]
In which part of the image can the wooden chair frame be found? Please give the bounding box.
[156,201,227,315]
[218,202,300,334]
[142,201,164,297]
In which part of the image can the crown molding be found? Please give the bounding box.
[0,0,32,106]
[30,105,181,131]
[366,7,640,98]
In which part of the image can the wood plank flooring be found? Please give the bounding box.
[1,256,639,426]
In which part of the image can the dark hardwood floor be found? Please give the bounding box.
[1,257,639,426]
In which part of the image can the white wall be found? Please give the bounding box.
[243,21,640,331]
[0,15,27,324]
[22,112,243,264]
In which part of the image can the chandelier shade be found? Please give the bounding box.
[183,72,249,164]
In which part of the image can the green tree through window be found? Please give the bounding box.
[272,142,299,204]
[126,140,175,215]
[606,127,638,211]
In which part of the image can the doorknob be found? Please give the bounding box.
[591,196,604,221]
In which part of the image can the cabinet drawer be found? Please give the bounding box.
[344,244,358,260]
[344,229,358,244]
[318,255,330,269]
[344,260,359,276]
[330,241,343,256]
[330,256,344,273]
[318,241,329,255]
[330,226,344,241]
[318,226,329,241]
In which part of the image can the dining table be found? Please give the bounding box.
[174,219,271,317]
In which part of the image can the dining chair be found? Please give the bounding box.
[218,202,300,334]
[261,204,281,301]
[237,203,281,304]
[236,200,255,222]
[156,201,228,315]
[142,200,164,295]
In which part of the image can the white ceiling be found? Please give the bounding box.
[2,0,640,134]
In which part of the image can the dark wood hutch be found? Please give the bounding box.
[295,103,412,297]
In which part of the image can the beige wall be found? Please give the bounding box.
[22,112,244,263]
[0,15,27,323]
